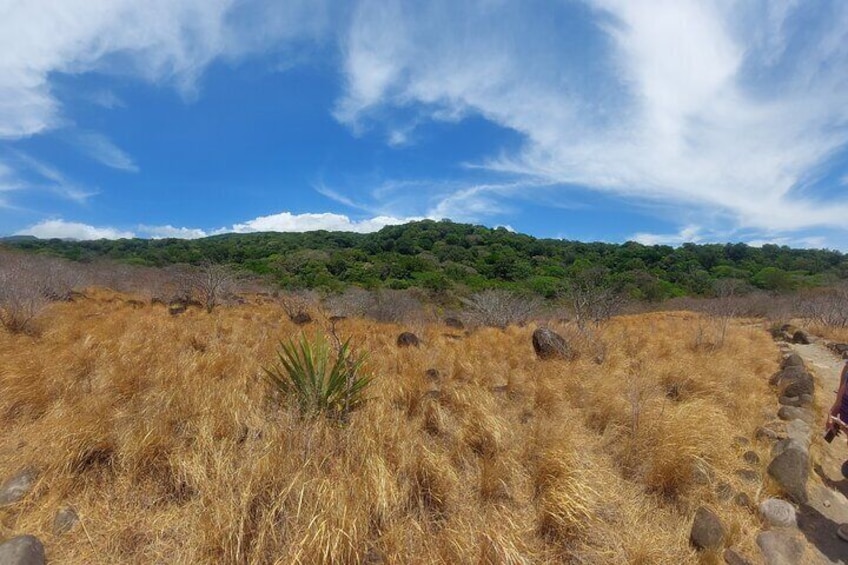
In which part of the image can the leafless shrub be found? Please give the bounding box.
[560,268,627,331]
[459,289,541,328]
[180,262,236,312]
[280,290,320,324]
[794,284,848,328]
[0,250,84,333]
[323,288,429,325]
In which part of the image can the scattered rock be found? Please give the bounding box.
[756,427,780,441]
[735,469,759,483]
[531,327,574,361]
[778,395,801,407]
[290,312,312,325]
[774,367,815,398]
[444,317,464,329]
[756,530,805,565]
[799,394,813,407]
[424,369,440,382]
[363,547,386,564]
[784,420,811,445]
[791,330,810,344]
[742,450,760,465]
[0,535,46,565]
[827,342,848,359]
[758,498,796,528]
[733,436,750,447]
[715,482,734,501]
[396,332,420,348]
[733,492,752,509]
[53,507,79,535]
[767,446,808,503]
[777,406,813,424]
[690,506,725,551]
[780,353,805,369]
[723,547,753,565]
[0,468,37,506]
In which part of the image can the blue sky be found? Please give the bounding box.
[2,1,848,249]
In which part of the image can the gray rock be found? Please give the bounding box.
[53,506,79,535]
[0,535,46,565]
[767,446,808,503]
[791,330,810,345]
[723,547,753,565]
[756,530,805,565]
[690,506,725,551]
[758,498,796,528]
[733,492,753,509]
[742,450,760,465]
[733,436,750,447]
[779,369,815,399]
[778,395,801,407]
[799,394,813,407]
[396,332,420,348]
[0,468,37,506]
[780,353,805,369]
[756,427,780,441]
[716,482,734,501]
[531,327,575,361]
[444,317,464,330]
[785,420,811,444]
[777,406,813,424]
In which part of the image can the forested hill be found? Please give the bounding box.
[4,220,847,299]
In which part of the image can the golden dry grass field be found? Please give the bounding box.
[0,289,781,564]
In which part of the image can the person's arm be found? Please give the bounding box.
[828,362,848,429]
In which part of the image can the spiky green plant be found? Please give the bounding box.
[264,332,370,419]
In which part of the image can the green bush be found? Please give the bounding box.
[264,333,371,420]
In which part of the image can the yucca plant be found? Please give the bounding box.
[264,332,370,420]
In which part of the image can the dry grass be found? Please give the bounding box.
[0,289,778,564]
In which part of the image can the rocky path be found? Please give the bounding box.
[790,342,848,564]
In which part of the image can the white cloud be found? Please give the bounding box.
[8,152,98,203]
[16,219,135,240]
[12,211,417,241]
[0,0,330,140]
[73,131,138,172]
[336,1,848,237]
[138,225,208,239]
[230,211,419,233]
[631,225,703,246]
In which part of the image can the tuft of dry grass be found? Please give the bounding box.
[0,291,778,563]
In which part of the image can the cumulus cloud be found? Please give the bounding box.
[336,1,848,236]
[16,219,135,240]
[13,211,417,241]
[230,211,418,233]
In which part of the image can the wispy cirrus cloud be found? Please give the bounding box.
[72,131,138,173]
[334,0,848,238]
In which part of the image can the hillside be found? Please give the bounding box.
[0,290,779,563]
[5,221,847,299]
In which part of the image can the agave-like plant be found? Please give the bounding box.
[264,332,370,420]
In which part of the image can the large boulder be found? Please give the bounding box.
[767,446,808,503]
[758,498,797,528]
[772,366,814,398]
[791,330,810,344]
[690,506,725,551]
[777,406,814,424]
[756,531,805,565]
[779,353,804,369]
[532,328,575,361]
[0,535,46,565]
[0,468,37,506]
